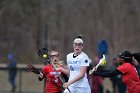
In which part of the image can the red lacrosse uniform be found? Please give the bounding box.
[42,64,63,93]
[117,63,140,93]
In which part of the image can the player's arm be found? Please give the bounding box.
[63,66,87,88]
[60,66,70,76]
[93,69,122,77]
[56,63,70,76]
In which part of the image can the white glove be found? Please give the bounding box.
[38,72,44,78]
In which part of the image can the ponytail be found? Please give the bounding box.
[133,53,140,64]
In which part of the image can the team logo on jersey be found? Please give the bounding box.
[85,59,88,63]
[50,72,61,75]
[69,61,77,64]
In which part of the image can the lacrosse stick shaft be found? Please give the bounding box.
[51,64,71,93]
[47,78,65,90]
[89,62,101,74]
[51,64,65,83]
[89,54,106,74]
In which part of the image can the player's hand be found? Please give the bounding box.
[63,82,70,89]
[63,89,69,93]
[55,63,61,68]
[56,65,63,71]
[38,72,43,78]
[93,67,98,71]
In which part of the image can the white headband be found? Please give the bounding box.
[73,38,83,44]
[50,51,59,56]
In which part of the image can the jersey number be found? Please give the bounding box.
[70,66,74,71]
[54,75,58,82]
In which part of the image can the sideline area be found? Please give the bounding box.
[0,63,44,93]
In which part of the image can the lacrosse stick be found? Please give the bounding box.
[89,54,106,74]
[26,64,65,90]
[26,64,40,74]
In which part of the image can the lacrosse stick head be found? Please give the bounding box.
[26,64,40,74]
[38,48,49,57]
[38,48,51,63]
[100,54,106,66]
[89,54,106,74]
[26,64,33,72]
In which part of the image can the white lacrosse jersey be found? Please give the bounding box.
[67,52,90,88]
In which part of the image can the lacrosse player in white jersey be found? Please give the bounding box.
[60,35,91,93]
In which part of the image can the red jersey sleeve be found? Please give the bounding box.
[117,63,130,74]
